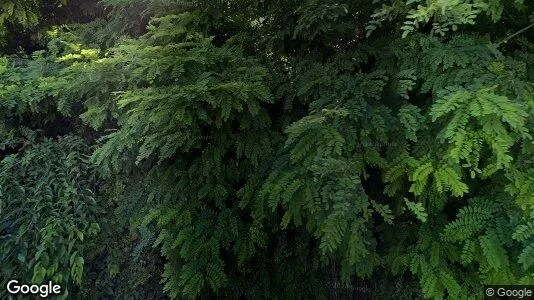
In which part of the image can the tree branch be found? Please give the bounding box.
[496,22,534,46]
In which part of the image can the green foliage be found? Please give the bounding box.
[0,1,43,37]
[82,13,277,298]
[0,136,99,298]
[404,199,427,222]
[367,0,527,38]
[0,0,532,299]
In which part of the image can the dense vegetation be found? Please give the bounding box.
[0,0,532,298]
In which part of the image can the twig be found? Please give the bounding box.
[496,22,534,46]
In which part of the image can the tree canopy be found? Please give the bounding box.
[0,0,532,298]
